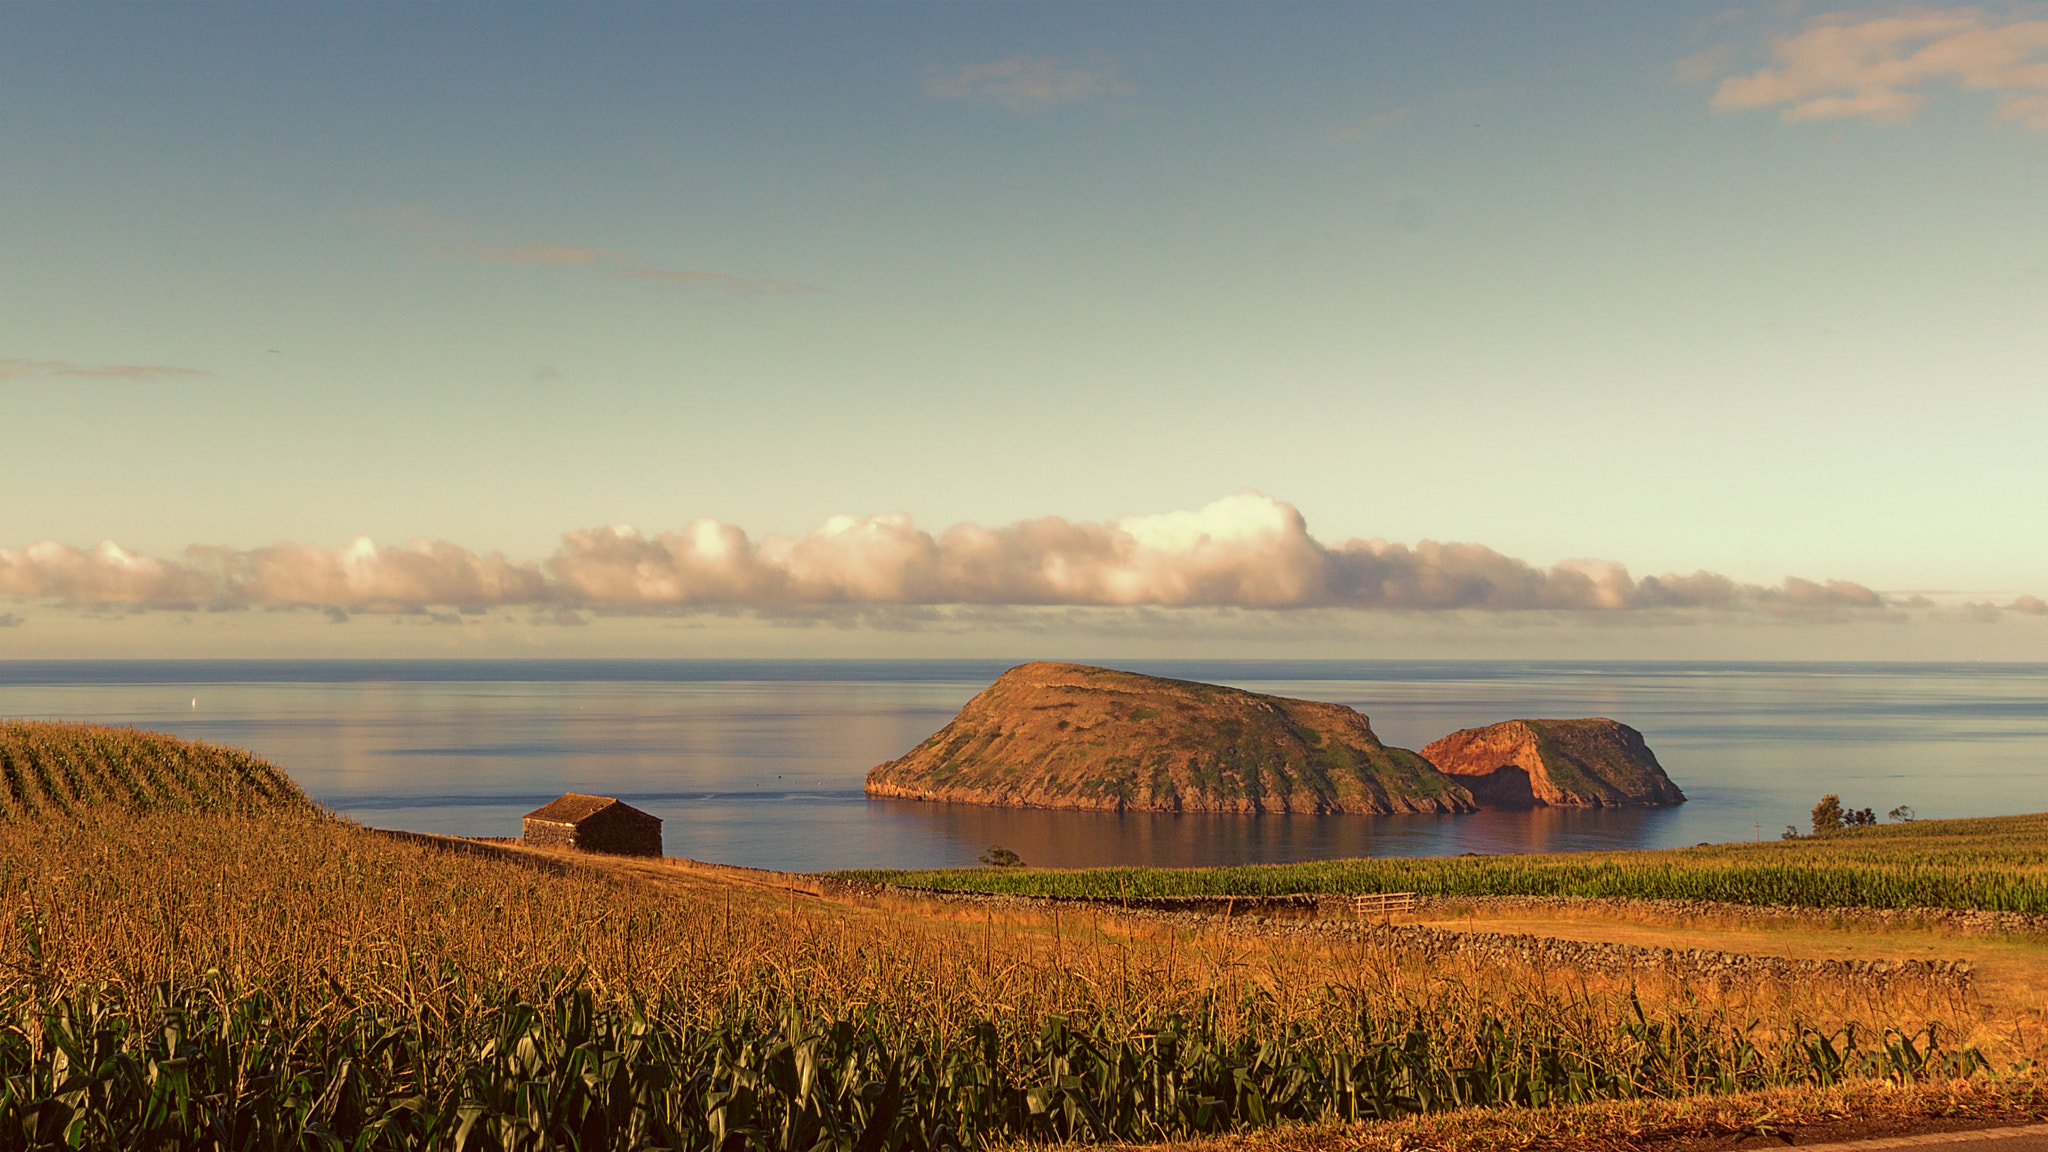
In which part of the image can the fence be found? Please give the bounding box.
[1352,891,1418,919]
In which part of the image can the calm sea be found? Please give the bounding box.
[2,660,2043,872]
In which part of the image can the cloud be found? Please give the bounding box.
[440,243,633,266]
[379,206,819,296]
[546,492,1908,617]
[610,267,822,297]
[924,56,1123,111]
[0,612,22,628]
[1,537,545,611]
[0,541,220,606]
[203,538,550,609]
[1949,592,2048,620]
[373,205,461,236]
[1676,44,1738,85]
[3,493,2019,621]
[1329,109,1411,141]
[1710,9,2048,128]
[0,358,209,382]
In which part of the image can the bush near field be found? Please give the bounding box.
[833,814,2048,913]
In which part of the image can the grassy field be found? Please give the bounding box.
[0,722,2029,1149]
[834,813,2048,913]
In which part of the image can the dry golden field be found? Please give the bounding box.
[0,722,2040,1149]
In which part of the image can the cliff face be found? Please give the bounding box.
[865,662,1478,814]
[1418,719,1686,808]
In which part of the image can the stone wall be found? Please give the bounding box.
[572,805,663,858]
[1404,893,2048,939]
[522,817,578,850]
[823,882,1981,996]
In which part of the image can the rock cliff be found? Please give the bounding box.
[1419,719,1686,808]
[864,662,1478,814]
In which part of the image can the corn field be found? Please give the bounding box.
[0,978,1984,1151]
[0,722,311,819]
[0,804,2004,1150]
[838,813,2048,912]
[0,723,2014,1148]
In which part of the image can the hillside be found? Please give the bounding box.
[1420,718,1686,807]
[0,720,316,818]
[864,661,1478,814]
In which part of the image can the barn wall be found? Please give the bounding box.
[523,818,579,848]
[575,806,663,857]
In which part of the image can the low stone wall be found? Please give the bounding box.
[827,882,1978,996]
[1260,918,1973,996]
[1407,893,2048,939]
[824,882,2047,940]
[362,827,580,873]
[816,882,1331,917]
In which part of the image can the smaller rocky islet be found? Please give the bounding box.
[864,662,1684,814]
[1423,719,1688,809]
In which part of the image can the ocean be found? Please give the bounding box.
[3,659,2043,872]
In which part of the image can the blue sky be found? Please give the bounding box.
[3,2,2044,657]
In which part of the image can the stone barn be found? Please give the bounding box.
[522,793,663,858]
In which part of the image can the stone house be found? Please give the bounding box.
[521,793,663,857]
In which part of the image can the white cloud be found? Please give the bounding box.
[1711,9,2048,129]
[1,537,545,610]
[2,493,2002,621]
[547,492,1904,616]
[209,538,550,609]
[0,541,217,605]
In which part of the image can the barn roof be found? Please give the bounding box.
[525,793,624,825]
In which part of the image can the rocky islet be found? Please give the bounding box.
[865,662,1685,813]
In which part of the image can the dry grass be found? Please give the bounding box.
[0,810,2023,1071]
[1099,1072,2048,1152]
[0,718,2039,1145]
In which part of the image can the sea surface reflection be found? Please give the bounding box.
[1,660,2042,872]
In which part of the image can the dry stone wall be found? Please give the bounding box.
[1407,893,2048,938]
[825,882,1980,996]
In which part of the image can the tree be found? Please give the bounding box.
[979,845,1026,868]
[1811,794,1844,835]
[1889,805,1916,823]
[1846,807,1877,827]
[1781,825,1802,841]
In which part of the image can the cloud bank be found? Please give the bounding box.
[1712,9,2048,128]
[7,493,2025,622]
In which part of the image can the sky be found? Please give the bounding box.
[3,2,2045,659]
